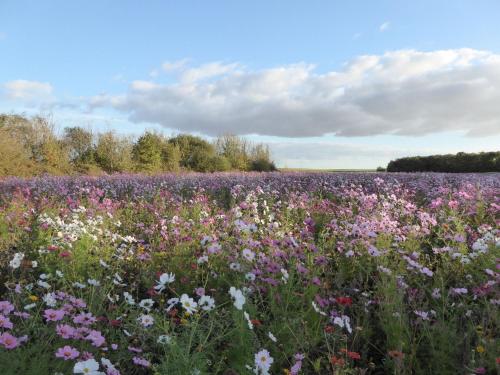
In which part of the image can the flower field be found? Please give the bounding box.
[0,172,498,375]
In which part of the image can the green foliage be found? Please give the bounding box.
[387,151,500,172]
[0,114,277,177]
[95,131,134,173]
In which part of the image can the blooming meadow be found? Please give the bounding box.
[0,172,498,374]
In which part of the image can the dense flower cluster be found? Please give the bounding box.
[0,172,498,374]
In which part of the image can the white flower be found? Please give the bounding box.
[43,292,57,307]
[312,301,326,316]
[9,252,24,269]
[199,295,215,311]
[123,292,135,305]
[139,299,154,311]
[100,357,117,372]
[87,279,100,287]
[73,358,104,374]
[56,270,64,278]
[254,349,273,374]
[73,282,86,289]
[138,314,155,327]
[166,297,179,311]
[24,303,36,310]
[245,273,256,281]
[268,332,277,342]
[414,310,430,321]
[99,259,109,268]
[31,261,38,268]
[333,315,352,334]
[180,294,198,315]
[197,255,209,264]
[242,248,255,262]
[229,287,246,310]
[229,262,241,272]
[37,280,51,289]
[157,334,172,344]
[280,268,289,283]
[113,273,126,287]
[154,272,175,292]
[431,288,441,299]
[244,311,253,330]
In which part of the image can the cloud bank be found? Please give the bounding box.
[88,49,500,138]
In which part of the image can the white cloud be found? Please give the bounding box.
[179,62,241,83]
[162,59,190,72]
[379,22,390,32]
[89,48,500,138]
[2,80,54,106]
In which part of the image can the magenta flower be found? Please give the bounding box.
[55,345,80,360]
[73,312,96,326]
[44,309,66,322]
[56,324,76,339]
[0,332,19,349]
[85,330,106,347]
[0,301,14,315]
[0,314,14,329]
[132,356,151,367]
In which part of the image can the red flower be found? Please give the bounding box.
[347,351,361,360]
[324,325,335,333]
[336,297,352,306]
[330,356,345,366]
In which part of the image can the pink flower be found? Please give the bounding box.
[0,332,19,349]
[70,297,87,308]
[132,356,151,367]
[44,309,66,322]
[55,345,80,360]
[56,324,76,339]
[0,314,14,329]
[85,330,105,347]
[73,312,96,326]
[0,301,14,315]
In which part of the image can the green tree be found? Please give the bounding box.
[95,131,133,173]
[132,132,164,173]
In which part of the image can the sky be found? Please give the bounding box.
[1,0,500,169]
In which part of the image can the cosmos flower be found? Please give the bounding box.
[154,273,175,292]
[55,345,80,360]
[138,314,155,327]
[73,358,103,374]
[180,294,198,314]
[254,349,274,374]
[198,295,215,311]
[229,287,245,310]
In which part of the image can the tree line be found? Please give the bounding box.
[386,151,500,173]
[0,114,276,177]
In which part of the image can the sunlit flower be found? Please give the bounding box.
[180,294,198,315]
[73,358,102,374]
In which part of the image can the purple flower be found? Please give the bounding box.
[55,345,80,360]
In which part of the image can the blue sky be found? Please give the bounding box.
[1,1,500,168]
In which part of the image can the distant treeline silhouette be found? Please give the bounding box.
[0,114,276,177]
[387,151,500,173]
